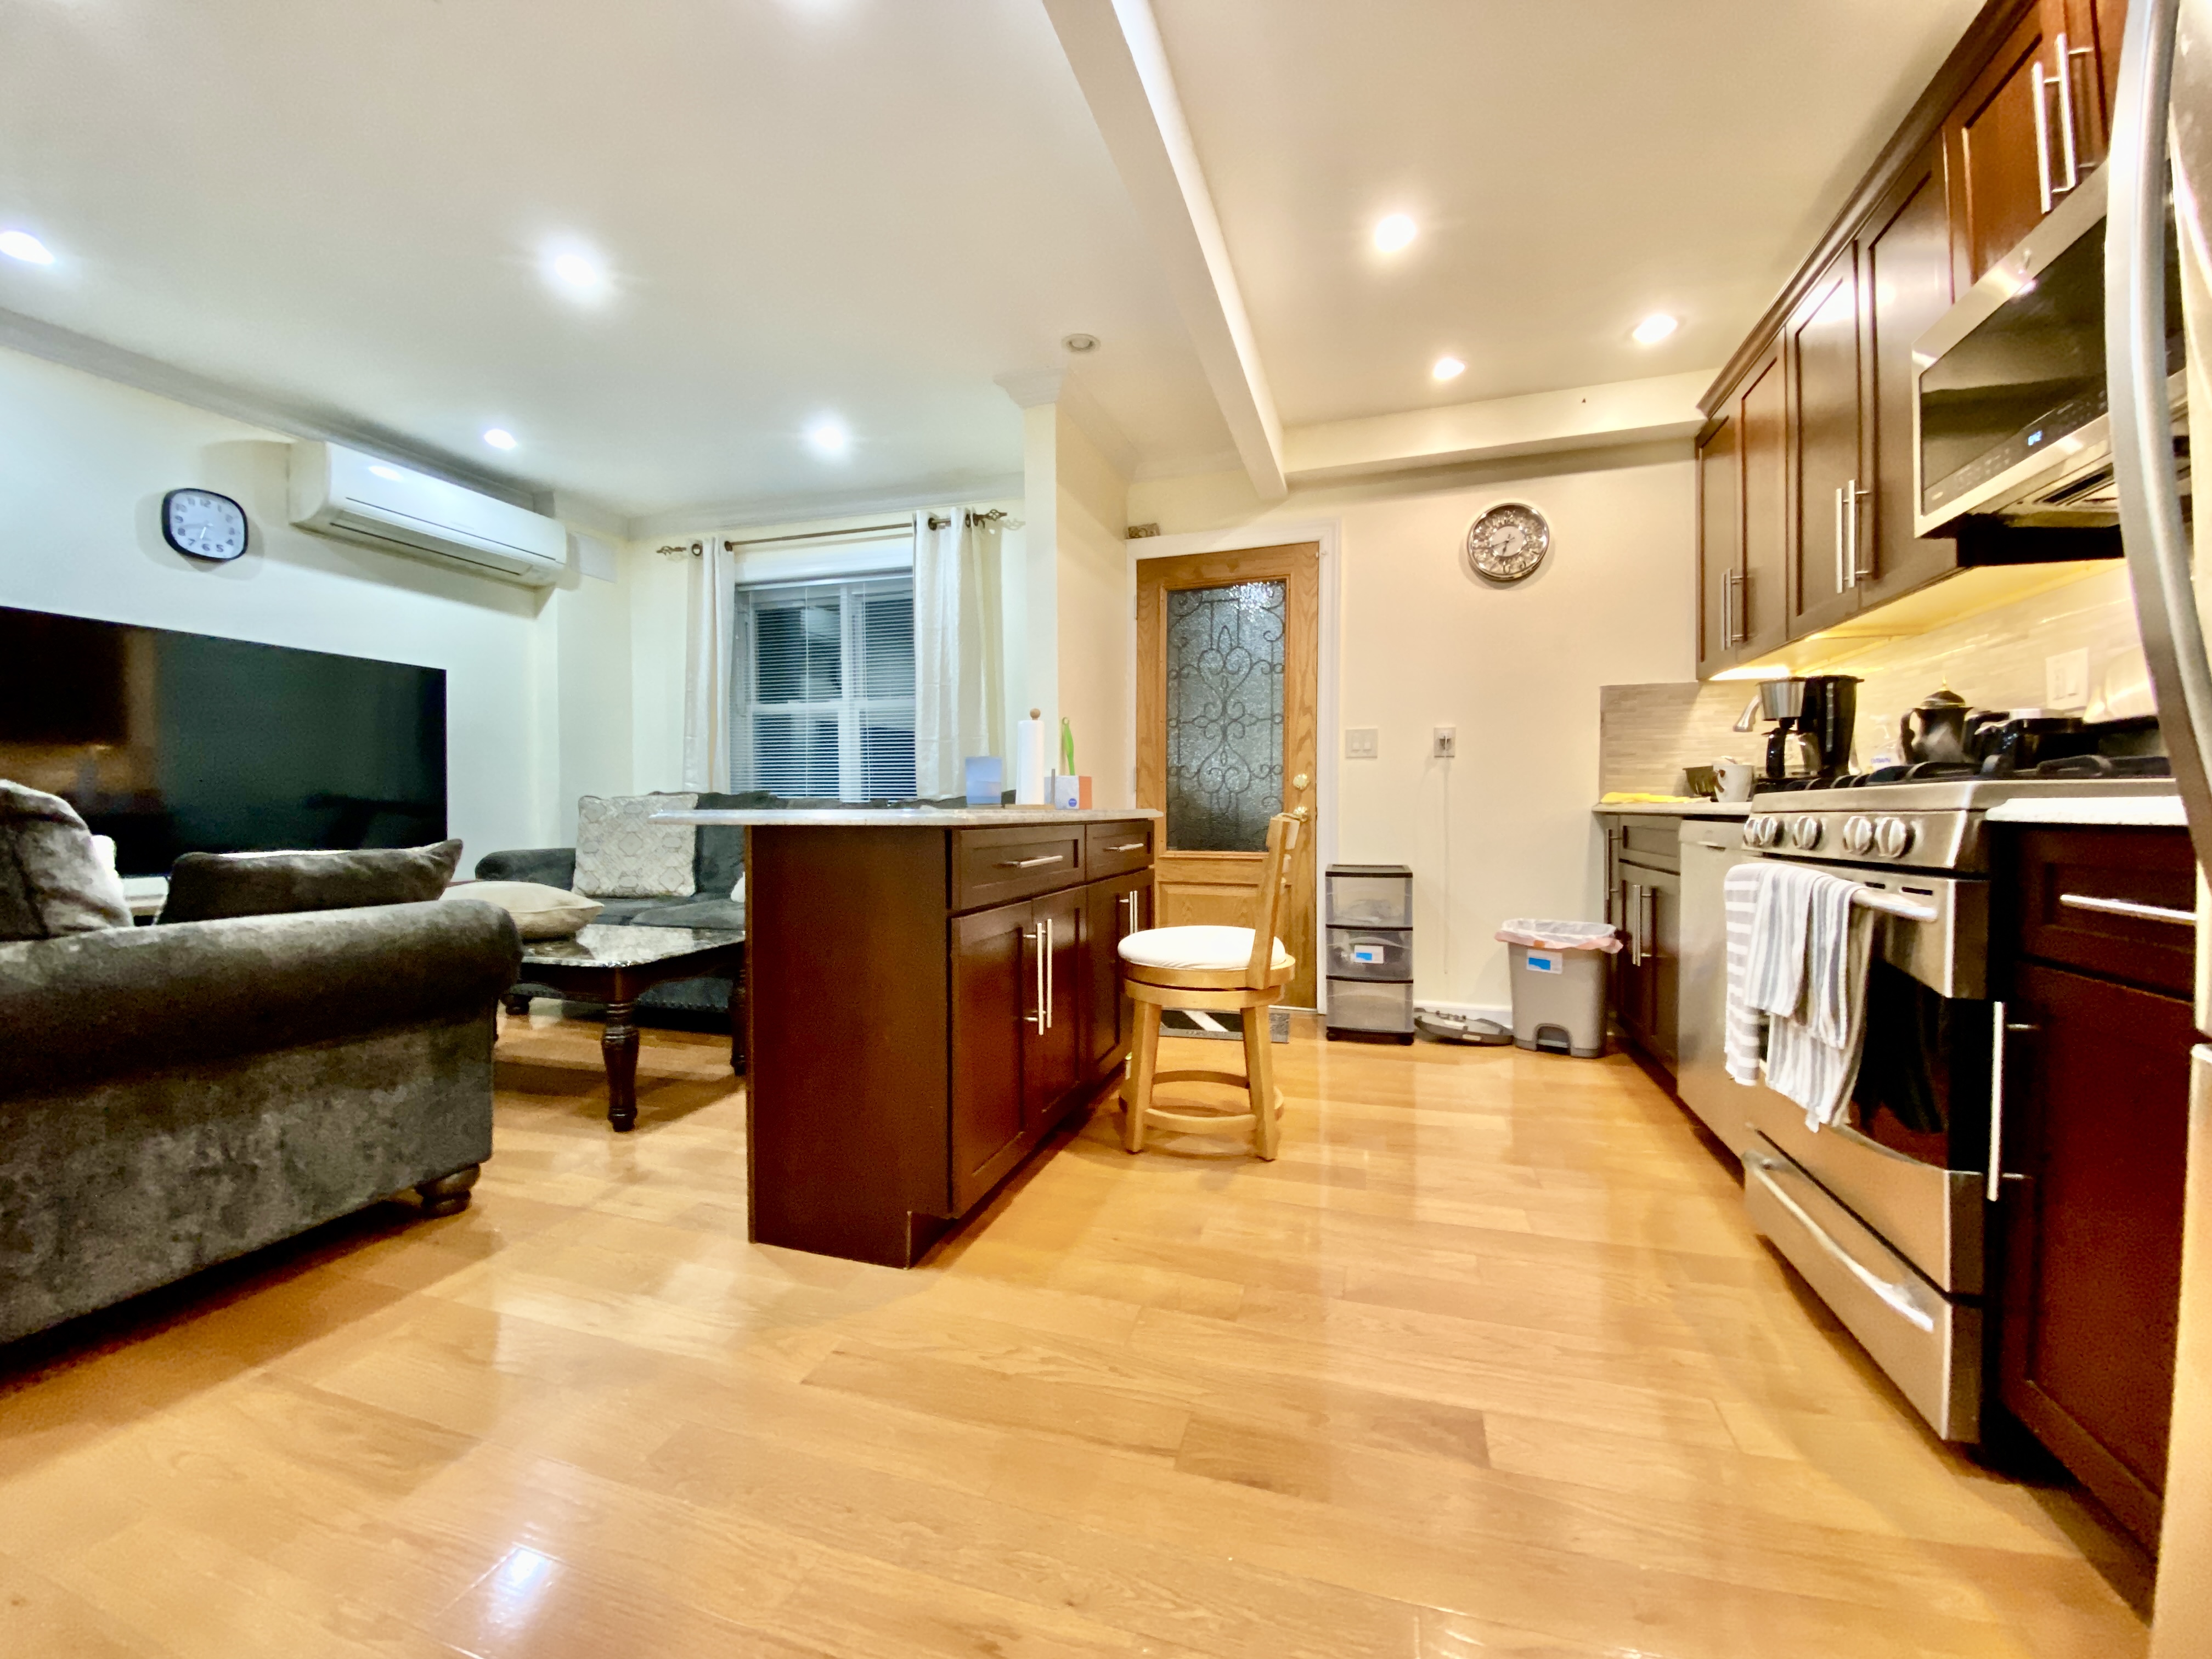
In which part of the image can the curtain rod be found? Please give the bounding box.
[657,508,1019,558]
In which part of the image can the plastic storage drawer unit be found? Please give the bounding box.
[1325,864,1413,1042]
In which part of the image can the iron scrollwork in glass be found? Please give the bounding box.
[1164,580,1285,851]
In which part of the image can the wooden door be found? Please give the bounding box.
[1999,961,2190,1549]
[1945,3,2069,284]
[949,898,1031,1211]
[1024,884,1086,1126]
[1787,245,1865,635]
[1858,136,1961,605]
[1136,543,1321,1007]
[1083,869,1150,1084]
[1737,342,1791,660]
[1696,410,1741,678]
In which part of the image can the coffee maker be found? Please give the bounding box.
[1734,675,1859,783]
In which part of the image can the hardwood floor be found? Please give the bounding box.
[0,1011,2153,1658]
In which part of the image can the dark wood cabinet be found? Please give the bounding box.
[1696,408,1739,678]
[1696,341,1788,677]
[1996,825,2191,1550]
[1787,247,1866,635]
[1085,870,1151,1084]
[1605,815,1682,1076]
[1858,137,1961,603]
[749,813,1156,1266]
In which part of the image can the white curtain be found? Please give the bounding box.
[913,509,1006,798]
[680,538,735,790]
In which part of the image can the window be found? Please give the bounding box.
[731,575,916,799]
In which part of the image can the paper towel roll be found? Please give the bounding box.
[1013,708,1046,805]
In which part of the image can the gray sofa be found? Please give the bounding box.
[0,900,520,1346]
[476,790,757,1025]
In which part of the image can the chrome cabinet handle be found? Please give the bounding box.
[1627,883,1645,965]
[1043,916,1054,1030]
[1643,884,1657,961]
[1000,854,1065,869]
[1725,569,1747,646]
[1105,841,1146,853]
[1029,922,1047,1033]
[2033,57,2056,213]
[1848,479,1871,580]
[1988,1002,2040,1203]
[2054,34,2092,193]
[1833,486,1846,594]
[2058,891,2197,926]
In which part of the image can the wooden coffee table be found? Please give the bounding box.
[513,924,746,1131]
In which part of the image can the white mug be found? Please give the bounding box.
[1714,759,1756,803]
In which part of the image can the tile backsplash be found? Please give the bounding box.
[1601,564,2152,793]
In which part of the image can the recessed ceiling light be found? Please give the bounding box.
[1632,312,1679,345]
[1372,214,1417,253]
[0,230,55,265]
[544,248,610,301]
[805,417,849,458]
[368,464,404,481]
[482,428,518,451]
[1062,333,1099,353]
[1432,356,1465,381]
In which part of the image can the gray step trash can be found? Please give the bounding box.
[1495,919,1621,1057]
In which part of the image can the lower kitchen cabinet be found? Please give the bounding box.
[1995,826,2194,1550]
[748,816,1154,1267]
[1606,814,1683,1075]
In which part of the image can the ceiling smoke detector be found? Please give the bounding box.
[1062,333,1100,353]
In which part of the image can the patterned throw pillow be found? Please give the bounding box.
[572,794,698,898]
[0,780,132,940]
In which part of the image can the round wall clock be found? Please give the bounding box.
[1465,501,1550,584]
[162,488,249,562]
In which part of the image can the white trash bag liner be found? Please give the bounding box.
[1495,919,1623,955]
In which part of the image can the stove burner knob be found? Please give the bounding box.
[1875,817,1913,859]
[1843,816,1875,855]
[1791,815,1824,850]
[1744,815,1780,848]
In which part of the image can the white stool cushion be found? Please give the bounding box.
[1119,925,1291,973]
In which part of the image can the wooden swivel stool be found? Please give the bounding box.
[1117,814,1299,1159]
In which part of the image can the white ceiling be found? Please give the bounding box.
[0,1,1984,524]
[1152,0,1985,426]
[0,0,1231,522]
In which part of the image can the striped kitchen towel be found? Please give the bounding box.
[1762,867,1876,1130]
[1722,862,1766,1086]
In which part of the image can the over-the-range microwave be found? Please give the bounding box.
[1913,168,2187,537]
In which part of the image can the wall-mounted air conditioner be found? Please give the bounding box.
[287,442,568,586]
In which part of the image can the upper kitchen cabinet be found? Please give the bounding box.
[1944,0,2128,283]
[1786,246,1865,636]
[1696,340,1789,679]
[1857,138,1961,603]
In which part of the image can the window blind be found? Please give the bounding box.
[731,575,916,799]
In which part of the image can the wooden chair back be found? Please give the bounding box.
[1242,814,1301,987]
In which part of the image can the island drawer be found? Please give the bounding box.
[1085,820,1155,880]
[953,825,1086,912]
[2005,827,2196,998]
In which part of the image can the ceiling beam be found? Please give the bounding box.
[1043,0,1286,503]
[1282,370,1716,483]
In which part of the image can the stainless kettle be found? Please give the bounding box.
[1898,688,1993,765]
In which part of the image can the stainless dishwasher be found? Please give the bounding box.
[1675,823,1753,1155]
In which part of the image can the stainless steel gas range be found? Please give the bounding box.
[1719,770,2174,1442]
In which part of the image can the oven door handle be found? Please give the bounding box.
[1744,1149,1939,1333]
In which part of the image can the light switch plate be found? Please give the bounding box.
[2046,647,2091,710]
[1344,726,1379,760]
[1433,726,1457,759]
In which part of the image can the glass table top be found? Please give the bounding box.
[518,923,746,969]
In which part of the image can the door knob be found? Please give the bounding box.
[1292,806,1311,820]
[1292,772,1310,789]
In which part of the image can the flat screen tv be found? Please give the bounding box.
[0,605,447,877]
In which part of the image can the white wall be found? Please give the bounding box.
[1130,444,1695,1014]
[1053,414,1133,804]
[0,342,633,863]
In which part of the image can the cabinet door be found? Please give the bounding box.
[1788,246,1864,635]
[950,898,1032,1211]
[1999,961,2191,1549]
[2071,0,2127,162]
[1696,411,1742,678]
[1615,870,1656,1053]
[1646,868,1682,1071]
[1084,871,1150,1084]
[1858,137,1960,605]
[1946,3,2070,284]
[1737,344,1791,660]
[1025,884,1087,1128]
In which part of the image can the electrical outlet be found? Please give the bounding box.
[2046,647,2091,710]
[1344,726,1379,760]
[1432,726,1457,759]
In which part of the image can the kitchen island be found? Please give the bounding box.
[652,805,1160,1266]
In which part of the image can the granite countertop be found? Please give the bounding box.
[1593,800,1753,820]
[651,805,1165,828]
[1985,794,2186,828]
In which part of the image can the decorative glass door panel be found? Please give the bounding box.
[1164,580,1285,852]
